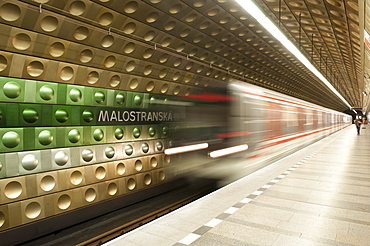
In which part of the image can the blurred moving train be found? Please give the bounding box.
[0,76,351,245]
[168,79,352,184]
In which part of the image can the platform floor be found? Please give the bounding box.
[105,124,370,246]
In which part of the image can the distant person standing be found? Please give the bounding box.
[355,117,362,135]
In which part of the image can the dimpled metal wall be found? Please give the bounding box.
[0,0,221,233]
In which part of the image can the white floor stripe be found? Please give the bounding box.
[240,198,253,203]
[178,233,201,245]
[205,218,223,227]
[224,207,239,214]
[251,190,263,195]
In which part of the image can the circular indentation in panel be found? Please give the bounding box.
[173,59,182,67]
[13,33,31,50]
[82,149,93,162]
[85,188,96,202]
[160,84,169,94]
[108,183,118,195]
[40,175,55,191]
[101,35,114,48]
[159,54,169,64]
[164,21,176,31]
[124,42,136,54]
[125,61,136,72]
[129,78,139,89]
[141,143,149,153]
[93,129,104,141]
[49,42,65,57]
[134,95,142,106]
[116,162,126,175]
[185,62,194,70]
[150,157,158,168]
[25,202,41,219]
[149,96,156,105]
[180,28,191,38]
[156,141,163,151]
[132,127,141,138]
[87,71,99,84]
[0,3,21,22]
[4,181,22,199]
[58,194,71,210]
[38,130,53,145]
[2,131,20,148]
[41,16,58,32]
[60,66,74,81]
[80,49,93,63]
[99,12,113,26]
[68,129,80,143]
[0,55,7,71]
[95,166,106,180]
[110,75,120,87]
[162,126,168,136]
[74,26,88,40]
[115,127,124,140]
[164,155,170,164]
[82,110,93,122]
[208,8,220,16]
[115,93,125,105]
[104,55,116,68]
[143,65,153,75]
[23,108,39,123]
[144,174,152,185]
[55,109,69,123]
[105,146,115,158]
[146,81,155,92]
[199,21,210,30]
[70,170,83,185]
[69,1,86,16]
[185,13,197,22]
[146,12,159,23]
[144,31,156,41]
[169,4,182,14]
[69,88,82,102]
[127,178,136,190]
[161,37,172,47]
[124,1,139,13]
[326,0,341,7]
[143,48,154,59]
[27,61,44,77]
[193,35,203,43]
[148,127,156,137]
[173,86,180,95]
[0,212,4,227]
[159,171,165,181]
[94,91,105,104]
[54,151,68,166]
[21,154,39,171]
[125,144,133,155]
[123,22,136,34]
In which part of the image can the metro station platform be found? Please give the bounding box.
[105,124,370,246]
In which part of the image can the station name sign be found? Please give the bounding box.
[97,108,173,125]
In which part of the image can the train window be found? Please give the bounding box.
[283,107,297,127]
[304,111,313,125]
[318,112,323,125]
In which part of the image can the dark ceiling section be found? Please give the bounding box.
[21,0,362,112]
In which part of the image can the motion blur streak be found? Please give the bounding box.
[209,145,249,158]
[164,143,209,155]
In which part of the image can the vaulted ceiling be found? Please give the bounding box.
[4,0,367,113]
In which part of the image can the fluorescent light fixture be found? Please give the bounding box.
[209,144,248,158]
[164,143,209,155]
[234,0,352,109]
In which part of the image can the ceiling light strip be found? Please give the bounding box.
[235,0,352,109]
